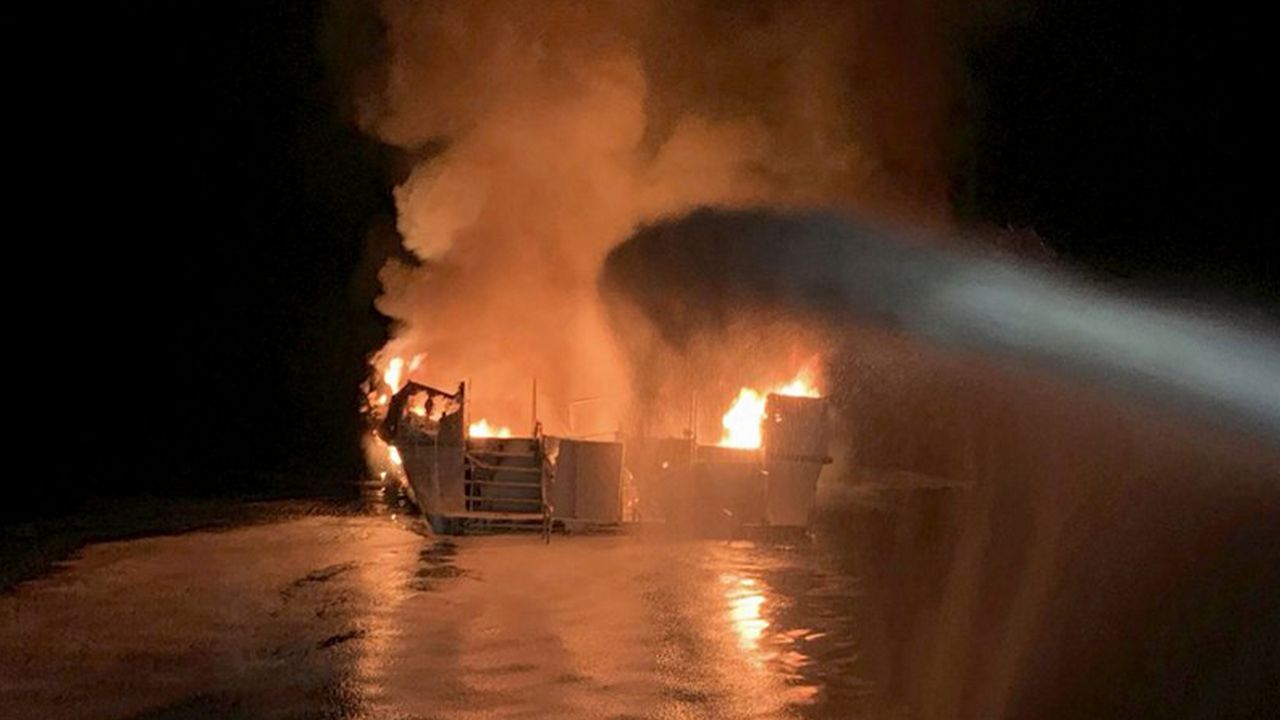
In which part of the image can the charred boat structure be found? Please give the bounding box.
[378,382,831,537]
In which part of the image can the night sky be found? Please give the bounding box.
[33,1,1273,519]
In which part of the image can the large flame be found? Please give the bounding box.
[720,388,769,449]
[719,367,820,449]
[366,355,429,480]
[469,418,513,438]
[378,353,425,398]
[383,357,405,394]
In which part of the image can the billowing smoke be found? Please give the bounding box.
[341,0,1007,433]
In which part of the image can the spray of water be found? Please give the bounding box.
[605,208,1280,443]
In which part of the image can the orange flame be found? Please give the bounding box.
[409,394,428,417]
[719,367,820,449]
[774,368,821,400]
[383,357,406,394]
[720,388,769,449]
[468,419,513,438]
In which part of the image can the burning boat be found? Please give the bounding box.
[377,382,625,535]
[375,374,832,536]
[625,389,833,537]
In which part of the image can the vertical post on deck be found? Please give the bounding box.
[464,378,471,437]
[688,391,698,445]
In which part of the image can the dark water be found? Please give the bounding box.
[3,463,1276,720]
[1,492,888,719]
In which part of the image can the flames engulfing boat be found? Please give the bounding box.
[378,382,832,536]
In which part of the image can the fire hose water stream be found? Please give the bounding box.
[604,208,1280,446]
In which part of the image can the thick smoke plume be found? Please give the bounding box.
[345,0,1002,432]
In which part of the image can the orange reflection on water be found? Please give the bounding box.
[719,564,822,707]
[722,574,770,659]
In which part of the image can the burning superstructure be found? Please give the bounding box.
[368,361,831,536]
[625,374,831,535]
[373,379,624,534]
